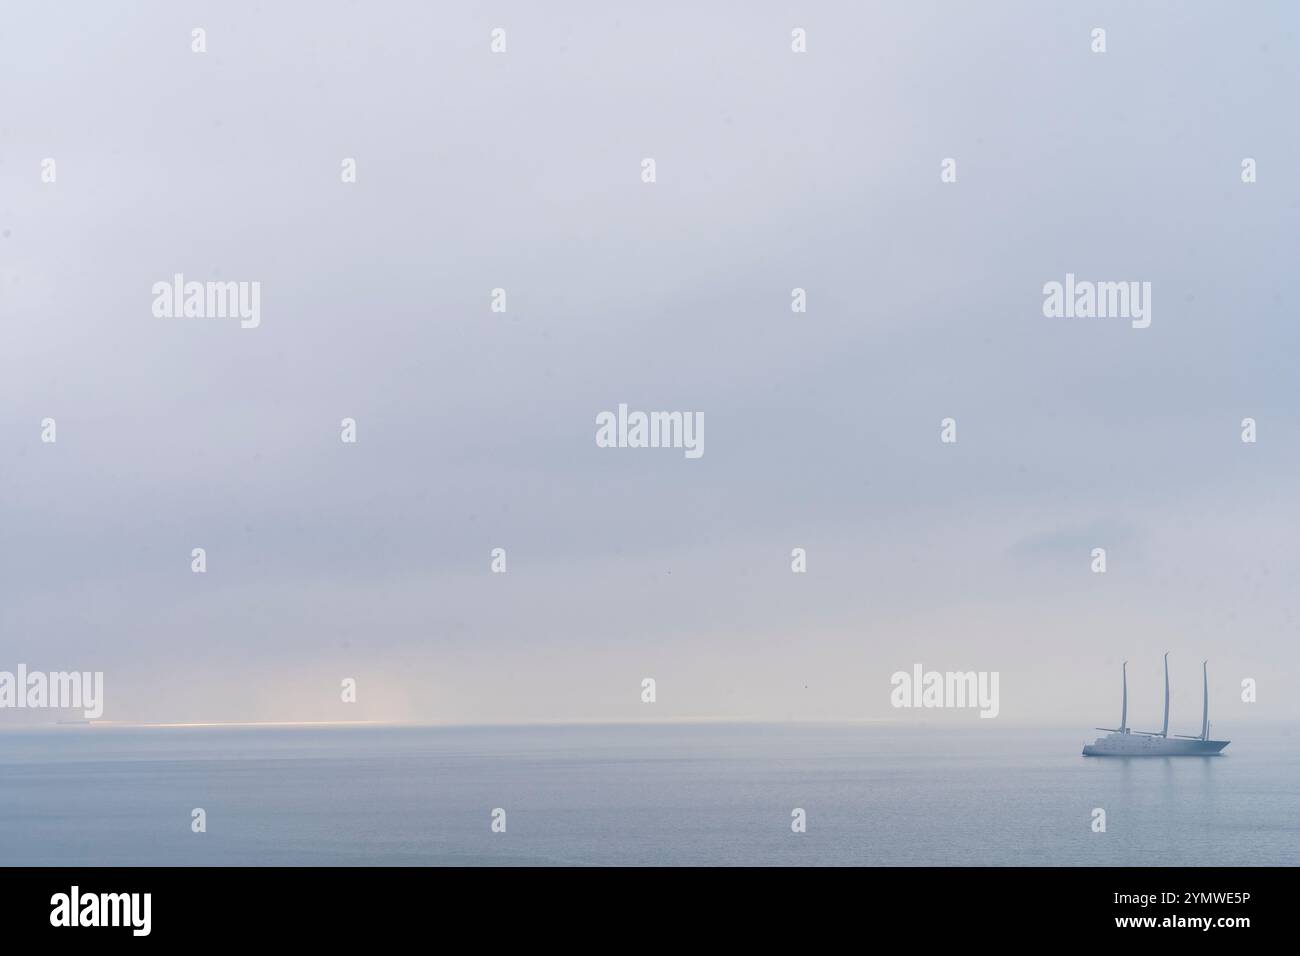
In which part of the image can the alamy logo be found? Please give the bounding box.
[890,664,1000,718]
[0,665,103,719]
[1042,273,1151,329]
[595,403,704,459]
[152,273,261,328]
[50,886,151,936]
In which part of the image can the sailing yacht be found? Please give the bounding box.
[1082,655,1229,756]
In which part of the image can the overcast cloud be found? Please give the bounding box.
[2,2,1298,725]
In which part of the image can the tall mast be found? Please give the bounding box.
[1201,660,1209,741]
[1120,661,1128,733]
[1160,652,1170,738]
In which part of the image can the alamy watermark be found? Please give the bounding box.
[890,664,999,718]
[595,404,704,459]
[0,665,103,719]
[1042,273,1151,329]
[152,273,261,329]
[50,887,150,936]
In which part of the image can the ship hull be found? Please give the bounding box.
[1082,735,1229,756]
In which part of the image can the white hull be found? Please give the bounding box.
[1082,732,1229,756]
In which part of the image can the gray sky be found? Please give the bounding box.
[2,1,1298,726]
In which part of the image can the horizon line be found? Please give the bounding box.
[0,715,1282,732]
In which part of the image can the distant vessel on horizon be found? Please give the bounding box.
[1082,655,1229,756]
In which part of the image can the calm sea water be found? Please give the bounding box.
[0,722,1295,866]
